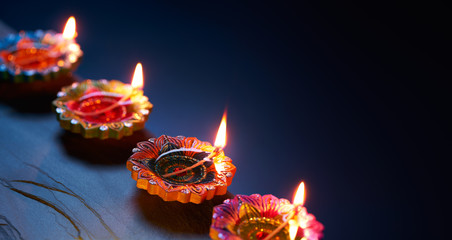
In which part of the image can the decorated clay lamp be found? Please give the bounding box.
[52,63,153,139]
[0,17,82,83]
[210,182,324,240]
[127,112,236,204]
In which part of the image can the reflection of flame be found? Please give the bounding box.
[131,62,144,89]
[289,219,298,240]
[63,16,77,40]
[214,162,225,172]
[214,111,227,148]
[289,182,305,240]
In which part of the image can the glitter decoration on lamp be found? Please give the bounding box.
[52,63,152,139]
[127,113,236,204]
[0,17,82,83]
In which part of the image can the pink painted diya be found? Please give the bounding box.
[127,135,236,204]
[52,63,152,139]
[0,17,82,83]
[210,185,323,240]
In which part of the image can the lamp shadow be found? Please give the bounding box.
[135,190,234,235]
[0,75,76,113]
[58,129,155,165]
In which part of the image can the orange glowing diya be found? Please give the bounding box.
[52,63,153,139]
[0,17,82,83]
[127,113,236,204]
[210,182,324,240]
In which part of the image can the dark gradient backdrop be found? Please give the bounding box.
[1,1,448,239]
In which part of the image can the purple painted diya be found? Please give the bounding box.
[210,193,323,240]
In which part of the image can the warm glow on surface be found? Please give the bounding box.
[293,181,305,206]
[63,16,77,40]
[289,219,298,240]
[214,111,227,148]
[68,43,80,52]
[131,63,144,89]
[68,54,77,63]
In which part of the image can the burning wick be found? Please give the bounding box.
[10,16,78,69]
[162,112,227,178]
[50,16,77,54]
[263,182,305,240]
[71,63,143,117]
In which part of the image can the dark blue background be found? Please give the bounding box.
[1,1,448,239]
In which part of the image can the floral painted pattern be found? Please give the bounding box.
[127,135,236,204]
[52,79,152,139]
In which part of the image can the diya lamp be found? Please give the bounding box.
[52,63,153,139]
[0,17,82,83]
[210,181,324,240]
[127,112,236,204]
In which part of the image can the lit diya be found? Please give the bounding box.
[210,182,324,240]
[0,17,82,83]
[52,63,153,139]
[127,113,236,204]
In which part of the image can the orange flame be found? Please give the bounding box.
[289,181,305,240]
[293,181,305,206]
[63,16,77,40]
[131,62,144,89]
[214,111,227,148]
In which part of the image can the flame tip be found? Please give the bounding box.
[62,16,77,40]
[131,63,144,89]
[293,181,305,206]
[214,111,227,148]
